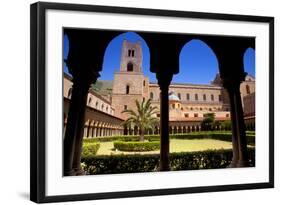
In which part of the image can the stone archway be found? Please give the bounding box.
[63,29,252,175]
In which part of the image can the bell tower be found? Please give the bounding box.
[112,40,149,119]
[120,40,143,72]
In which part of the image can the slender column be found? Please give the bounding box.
[83,126,87,138]
[88,126,92,138]
[87,126,90,137]
[233,86,249,167]
[96,127,99,137]
[92,126,95,138]
[226,88,239,168]
[64,81,88,176]
[72,86,93,175]
[100,128,103,137]
[157,73,173,171]
[224,79,248,167]
[64,77,94,176]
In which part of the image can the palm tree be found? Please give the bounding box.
[122,99,159,141]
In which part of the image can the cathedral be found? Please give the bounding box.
[63,40,255,137]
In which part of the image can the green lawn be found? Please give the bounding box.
[95,139,254,156]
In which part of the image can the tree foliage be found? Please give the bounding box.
[122,99,159,141]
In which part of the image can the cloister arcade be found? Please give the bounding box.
[63,28,254,176]
[64,98,124,139]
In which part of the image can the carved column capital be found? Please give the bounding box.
[156,72,173,91]
[221,72,247,92]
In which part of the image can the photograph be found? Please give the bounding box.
[30,2,274,202]
[63,28,256,176]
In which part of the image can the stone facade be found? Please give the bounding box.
[110,40,255,127]
[243,92,255,117]
[64,74,115,116]
[112,40,149,119]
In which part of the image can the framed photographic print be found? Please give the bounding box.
[30,1,274,203]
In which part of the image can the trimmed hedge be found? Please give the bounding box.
[83,131,255,146]
[81,142,100,157]
[81,148,255,175]
[113,141,160,152]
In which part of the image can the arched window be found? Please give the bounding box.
[143,80,145,86]
[126,85,130,94]
[95,101,99,108]
[246,84,250,94]
[195,94,198,101]
[88,97,92,105]
[203,94,206,101]
[219,94,222,102]
[178,93,181,100]
[186,93,190,100]
[132,50,135,57]
[211,94,214,101]
[127,62,133,71]
[67,88,72,98]
[128,49,131,57]
[150,92,154,100]
[101,104,104,110]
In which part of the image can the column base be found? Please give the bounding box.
[158,165,170,171]
[236,160,250,167]
[227,160,238,168]
[64,169,76,176]
[75,168,86,176]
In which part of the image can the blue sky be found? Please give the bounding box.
[64,32,255,84]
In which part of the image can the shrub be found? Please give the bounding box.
[83,135,141,143]
[83,131,255,146]
[81,148,255,175]
[113,141,160,151]
[82,142,100,157]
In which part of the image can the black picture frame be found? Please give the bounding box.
[30,2,274,203]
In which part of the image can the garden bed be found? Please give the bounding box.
[113,141,160,151]
[81,148,255,175]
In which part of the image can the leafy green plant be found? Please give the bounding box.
[122,99,159,141]
[81,148,255,175]
[113,141,160,151]
[83,131,255,146]
[81,142,100,157]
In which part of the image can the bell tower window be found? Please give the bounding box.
[126,85,130,94]
[127,62,133,71]
[131,50,135,57]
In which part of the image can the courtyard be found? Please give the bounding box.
[95,139,254,155]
